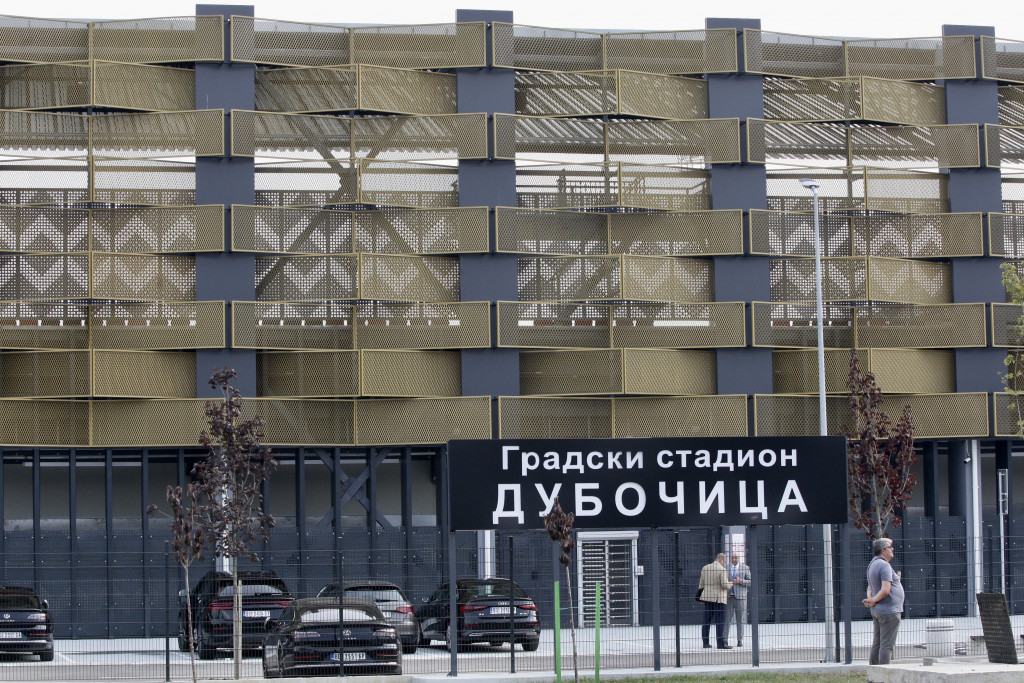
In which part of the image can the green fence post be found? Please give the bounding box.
[554,579,561,683]
[595,581,601,683]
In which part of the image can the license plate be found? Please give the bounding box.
[330,651,366,662]
[490,606,511,615]
[0,632,20,639]
[242,610,269,618]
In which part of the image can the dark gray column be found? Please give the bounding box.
[943,25,1005,395]
[947,440,970,517]
[456,10,518,430]
[707,19,772,425]
[195,4,257,396]
[921,441,940,517]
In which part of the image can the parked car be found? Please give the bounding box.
[262,597,401,677]
[415,577,540,651]
[0,586,53,661]
[316,581,420,654]
[177,569,294,659]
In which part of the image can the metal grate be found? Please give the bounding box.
[991,303,1024,347]
[520,348,716,396]
[999,86,1024,127]
[90,16,224,63]
[93,62,196,111]
[750,210,982,258]
[766,167,950,215]
[232,205,487,254]
[770,256,951,304]
[515,162,711,211]
[772,348,955,394]
[986,124,1024,169]
[232,17,486,68]
[354,396,491,445]
[0,62,91,110]
[514,70,708,119]
[754,392,989,438]
[744,30,846,78]
[994,392,1024,436]
[751,301,987,349]
[763,76,945,126]
[257,350,359,397]
[982,36,1024,84]
[359,349,461,397]
[0,15,89,63]
[517,254,712,302]
[989,213,1024,257]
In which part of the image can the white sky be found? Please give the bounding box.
[14,0,1024,40]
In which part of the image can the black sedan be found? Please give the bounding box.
[262,597,401,677]
[0,587,54,661]
[316,581,420,654]
[415,578,540,651]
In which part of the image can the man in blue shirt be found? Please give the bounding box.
[863,537,904,665]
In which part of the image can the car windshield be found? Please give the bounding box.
[216,583,286,599]
[459,580,528,599]
[344,587,405,603]
[0,592,40,609]
[299,607,375,624]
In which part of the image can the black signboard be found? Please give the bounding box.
[447,436,848,531]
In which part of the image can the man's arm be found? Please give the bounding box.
[740,565,751,586]
[863,581,891,608]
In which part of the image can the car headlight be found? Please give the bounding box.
[27,614,47,622]
[373,628,397,638]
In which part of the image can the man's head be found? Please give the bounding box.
[716,552,727,565]
[731,552,740,565]
[873,538,894,559]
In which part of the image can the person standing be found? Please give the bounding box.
[864,537,904,665]
[723,551,751,647]
[699,552,733,649]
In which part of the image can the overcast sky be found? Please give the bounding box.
[13,0,1024,39]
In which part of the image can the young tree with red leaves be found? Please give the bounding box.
[843,350,918,540]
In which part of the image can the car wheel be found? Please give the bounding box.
[177,620,190,652]
[402,642,417,655]
[39,648,54,662]
[522,638,540,652]
[195,626,216,660]
[444,623,460,652]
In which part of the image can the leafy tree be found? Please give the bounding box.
[843,350,917,539]
[544,497,579,683]
[1001,262,1024,435]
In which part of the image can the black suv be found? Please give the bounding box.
[177,570,293,659]
[0,586,54,661]
[415,578,540,651]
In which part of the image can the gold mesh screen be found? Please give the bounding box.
[986,124,1024,168]
[256,66,358,112]
[255,255,359,301]
[492,23,604,71]
[88,301,225,350]
[520,349,624,395]
[766,167,949,215]
[770,256,951,304]
[494,115,740,165]
[358,253,460,302]
[846,36,976,80]
[90,253,195,300]
[0,109,88,150]
[497,301,745,349]
[89,205,224,254]
[516,255,712,302]
[622,348,716,395]
[516,163,710,211]
[359,349,461,397]
[0,399,89,446]
[0,62,91,110]
[1000,86,1024,127]
[990,213,1024,257]
[0,301,90,350]
[0,16,89,63]
[232,301,489,350]
[248,399,358,446]
[93,62,196,112]
[357,65,457,115]
[257,350,359,397]
[995,392,1024,437]
[90,16,224,64]
[982,37,1024,84]
[514,71,708,120]
[773,348,955,394]
[233,205,487,254]
[750,210,983,258]
[90,110,225,158]
[92,349,195,398]
[498,395,748,438]
[750,120,980,168]
[355,396,491,445]
[754,392,989,438]
[233,17,485,68]
[91,399,219,447]
[744,30,846,78]
[992,303,1024,347]
[621,255,713,302]
[0,350,91,398]
[752,302,986,349]
[762,77,945,126]
[233,111,487,161]
[359,159,460,209]
[91,158,197,206]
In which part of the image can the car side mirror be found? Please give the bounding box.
[178,589,188,599]
[41,599,49,610]
[265,618,278,632]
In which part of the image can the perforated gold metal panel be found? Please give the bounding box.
[497,301,745,349]
[860,78,946,127]
[91,253,196,300]
[515,162,710,211]
[0,399,89,446]
[233,111,487,161]
[232,301,489,350]
[516,255,712,303]
[90,110,225,158]
[0,16,89,63]
[752,301,986,349]
[91,158,197,206]
[614,395,748,437]
[1000,86,1024,127]
[359,159,461,209]
[232,17,485,68]
[0,350,90,397]
[994,392,1024,437]
[0,301,90,350]
[762,77,945,126]
[750,210,982,258]
[498,396,613,438]
[93,62,196,112]
[255,255,358,301]
[89,205,224,254]
[359,349,461,397]
[513,71,708,120]
[233,205,487,254]
[251,399,358,445]
[744,30,846,78]
[91,399,216,447]
[0,62,91,110]
[92,349,195,398]
[992,303,1024,347]
[520,349,623,395]
[770,256,951,304]
[846,36,976,80]
[766,167,949,215]
[773,348,955,394]
[256,350,359,397]
[623,348,716,395]
[88,301,225,350]
[358,253,460,302]
[356,65,457,115]
[91,16,223,63]
[492,23,604,72]
[982,37,1024,84]
[620,255,714,302]
[354,396,491,445]
[986,124,1024,168]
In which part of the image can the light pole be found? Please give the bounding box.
[800,177,834,661]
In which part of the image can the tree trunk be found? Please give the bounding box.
[233,564,241,679]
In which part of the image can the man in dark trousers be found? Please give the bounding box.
[698,552,733,649]
[724,551,751,647]
[864,537,904,664]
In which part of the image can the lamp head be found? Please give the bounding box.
[799,178,820,190]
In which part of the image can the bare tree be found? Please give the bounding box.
[843,350,917,539]
[544,497,579,683]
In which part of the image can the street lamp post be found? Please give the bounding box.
[800,177,835,661]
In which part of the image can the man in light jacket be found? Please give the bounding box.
[698,552,733,649]
[724,551,751,647]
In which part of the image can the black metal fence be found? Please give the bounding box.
[0,515,1019,680]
